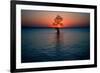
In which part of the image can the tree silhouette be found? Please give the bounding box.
[53,15,63,34]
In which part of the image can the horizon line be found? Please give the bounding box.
[22,26,90,29]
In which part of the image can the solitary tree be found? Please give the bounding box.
[53,15,63,34]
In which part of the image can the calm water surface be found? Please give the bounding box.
[21,28,90,63]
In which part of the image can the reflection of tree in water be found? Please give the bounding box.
[54,28,64,60]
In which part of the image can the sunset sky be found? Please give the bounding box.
[21,10,90,28]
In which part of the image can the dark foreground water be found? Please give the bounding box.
[21,28,90,63]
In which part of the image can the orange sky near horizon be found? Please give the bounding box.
[21,10,90,28]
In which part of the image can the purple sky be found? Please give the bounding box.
[21,10,90,28]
